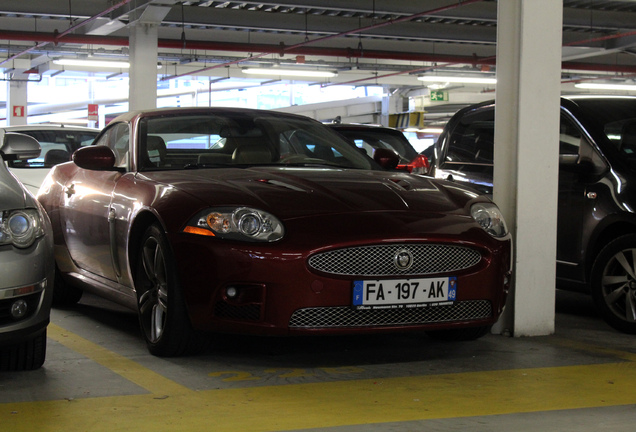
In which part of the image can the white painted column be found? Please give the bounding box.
[129,22,159,111]
[7,79,28,126]
[492,0,563,336]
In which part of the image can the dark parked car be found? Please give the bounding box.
[4,125,99,195]
[431,95,636,333]
[329,123,430,174]
[0,132,54,371]
[38,107,511,356]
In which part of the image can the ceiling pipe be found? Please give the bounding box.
[564,29,636,47]
[0,0,135,67]
[164,0,485,80]
[2,29,635,75]
[0,29,497,68]
[1,27,636,78]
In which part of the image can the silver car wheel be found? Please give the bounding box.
[139,236,168,343]
[600,248,636,324]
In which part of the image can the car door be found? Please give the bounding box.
[555,112,608,282]
[60,123,130,282]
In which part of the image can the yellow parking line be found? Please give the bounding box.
[549,335,636,362]
[47,323,190,396]
[2,325,635,432]
[3,361,636,432]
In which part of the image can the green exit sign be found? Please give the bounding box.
[430,90,448,101]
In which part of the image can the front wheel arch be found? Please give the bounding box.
[584,221,636,284]
[127,210,163,280]
[590,233,636,334]
[133,222,208,356]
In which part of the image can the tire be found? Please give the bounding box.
[134,223,205,356]
[0,329,47,371]
[590,234,636,334]
[52,265,83,306]
[425,325,491,341]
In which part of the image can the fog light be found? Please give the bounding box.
[226,286,238,299]
[10,299,28,319]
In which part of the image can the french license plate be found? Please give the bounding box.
[352,277,457,309]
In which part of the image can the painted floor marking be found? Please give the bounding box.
[46,323,190,396]
[1,324,635,432]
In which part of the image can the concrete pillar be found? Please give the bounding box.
[7,79,28,126]
[492,0,563,336]
[129,22,158,111]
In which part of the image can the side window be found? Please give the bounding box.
[352,138,374,157]
[94,123,130,169]
[559,115,582,156]
[446,108,495,164]
[560,114,606,172]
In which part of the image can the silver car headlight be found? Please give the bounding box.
[471,203,508,238]
[184,207,284,242]
[0,208,45,248]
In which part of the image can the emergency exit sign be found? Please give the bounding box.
[430,91,448,101]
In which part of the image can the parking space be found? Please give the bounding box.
[1,290,635,432]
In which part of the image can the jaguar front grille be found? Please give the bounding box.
[289,300,492,328]
[308,244,481,277]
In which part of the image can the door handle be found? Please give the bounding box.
[65,184,75,197]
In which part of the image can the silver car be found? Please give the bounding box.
[3,125,99,195]
[0,132,54,371]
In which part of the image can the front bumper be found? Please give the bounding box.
[169,225,511,337]
[0,235,54,346]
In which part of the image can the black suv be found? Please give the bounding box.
[431,96,636,333]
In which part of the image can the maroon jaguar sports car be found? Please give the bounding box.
[37,107,511,356]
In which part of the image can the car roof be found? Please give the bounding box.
[459,95,636,111]
[328,123,398,132]
[562,94,636,102]
[109,106,317,124]
[1,124,99,133]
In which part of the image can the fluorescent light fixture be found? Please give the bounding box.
[54,58,130,69]
[427,83,448,90]
[242,68,337,78]
[418,75,497,85]
[575,83,636,91]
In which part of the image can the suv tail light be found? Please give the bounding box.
[398,154,430,175]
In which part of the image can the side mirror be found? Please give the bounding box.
[559,154,579,166]
[0,132,41,161]
[73,146,117,170]
[559,154,606,176]
[373,148,400,170]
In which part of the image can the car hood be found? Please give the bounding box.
[143,167,479,219]
[7,167,49,196]
[0,162,28,211]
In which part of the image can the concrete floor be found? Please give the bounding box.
[1,289,635,432]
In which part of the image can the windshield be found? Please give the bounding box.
[333,128,418,164]
[138,112,377,171]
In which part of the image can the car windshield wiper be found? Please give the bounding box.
[280,161,343,168]
[183,163,231,169]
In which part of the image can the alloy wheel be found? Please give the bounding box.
[139,236,169,343]
[600,248,636,324]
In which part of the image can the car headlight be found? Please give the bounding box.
[0,209,45,248]
[470,203,508,238]
[184,207,284,242]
